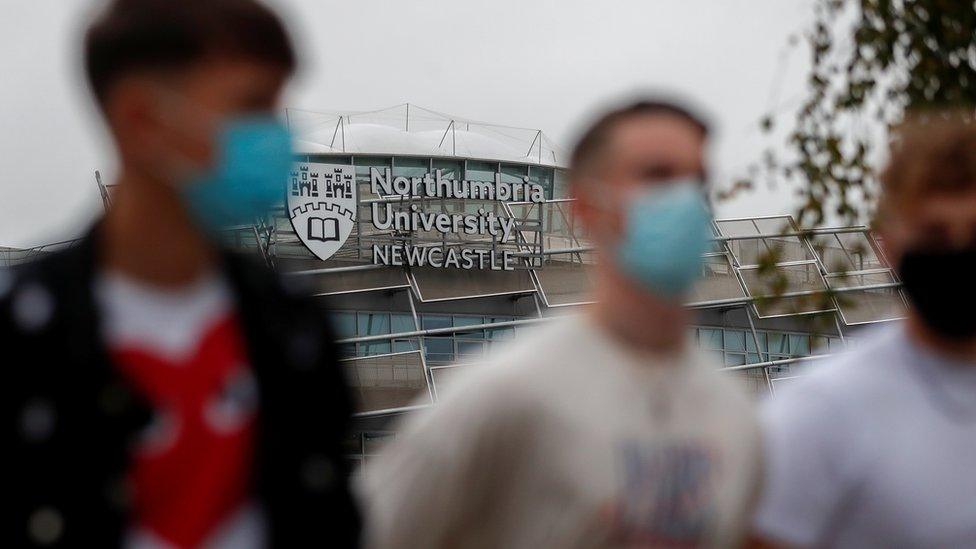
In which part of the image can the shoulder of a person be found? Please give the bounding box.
[0,250,75,333]
[687,349,756,405]
[419,319,584,423]
[760,327,906,455]
[461,316,590,386]
[779,324,905,407]
[222,250,326,319]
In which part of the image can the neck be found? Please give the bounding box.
[100,168,217,288]
[908,315,976,363]
[590,266,690,357]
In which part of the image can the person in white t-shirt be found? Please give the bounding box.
[752,113,976,548]
[361,98,763,549]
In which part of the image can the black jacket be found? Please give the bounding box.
[2,231,360,547]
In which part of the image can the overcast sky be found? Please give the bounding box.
[0,0,816,248]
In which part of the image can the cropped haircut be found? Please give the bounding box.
[569,99,710,179]
[84,0,296,106]
[879,111,976,218]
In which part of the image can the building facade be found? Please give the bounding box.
[5,104,908,473]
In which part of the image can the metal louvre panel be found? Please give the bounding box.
[689,254,747,302]
[826,270,906,324]
[277,257,410,295]
[508,200,587,251]
[411,265,536,301]
[716,217,812,266]
[534,252,594,307]
[811,231,887,273]
[739,262,834,317]
[341,351,431,413]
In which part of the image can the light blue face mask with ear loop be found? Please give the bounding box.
[615,179,713,298]
[180,116,293,233]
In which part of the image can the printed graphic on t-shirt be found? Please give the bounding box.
[112,314,257,548]
[603,440,718,547]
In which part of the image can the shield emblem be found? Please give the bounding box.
[286,162,358,261]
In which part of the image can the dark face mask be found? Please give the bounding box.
[898,245,976,340]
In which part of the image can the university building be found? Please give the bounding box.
[2,104,907,474]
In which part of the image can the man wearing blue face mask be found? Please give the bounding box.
[1,1,359,547]
[362,99,762,548]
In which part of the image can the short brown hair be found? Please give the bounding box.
[84,0,297,106]
[570,99,710,177]
[879,111,976,217]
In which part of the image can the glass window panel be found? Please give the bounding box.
[812,336,830,355]
[358,312,391,336]
[553,169,570,199]
[360,340,392,356]
[391,313,416,334]
[457,341,486,360]
[465,160,498,182]
[789,334,810,355]
[725,353,747,367]
[354,156,393,199]
[487,326,515,340]
[393,339,420,353]
[307,155,352,165]
[500,163,528,185]
[330,312,357,337]
[745,332,767,352]
[700,328,723,350]
[422,315,452,330]
[724,330,746,352]
[748,353,762,364]
[432,159,463,180]
[768,332,788,355]
[454,316,485,338]
[528,166,554,199]
[424,337,454,364]
[393,157,430,178]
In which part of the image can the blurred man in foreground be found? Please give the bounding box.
[2,0,358,546]
[362,99,762,548]
[753,113,976,547]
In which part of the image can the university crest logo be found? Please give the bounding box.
[287,162,357,261]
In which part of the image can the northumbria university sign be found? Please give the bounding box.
[287,162,547,271]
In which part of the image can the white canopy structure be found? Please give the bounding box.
[287,103,566,167]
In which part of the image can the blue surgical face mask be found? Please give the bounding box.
[179,116,293,233]
[616,180,712,298]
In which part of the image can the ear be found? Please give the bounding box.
[105,77,159,146]
[570,182,593,225]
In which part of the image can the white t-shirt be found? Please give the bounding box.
[95,272,265,549]
[362,315,762,549]
[755,324,976,548]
